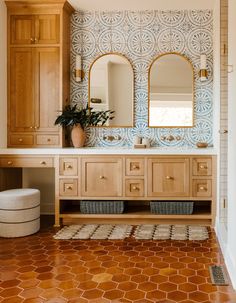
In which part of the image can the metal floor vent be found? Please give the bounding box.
[209,265,229,286]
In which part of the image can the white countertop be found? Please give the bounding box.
[0,147,217,155]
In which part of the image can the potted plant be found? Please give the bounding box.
[55,104,115,147]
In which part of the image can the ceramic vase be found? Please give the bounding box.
[71,124,86,147]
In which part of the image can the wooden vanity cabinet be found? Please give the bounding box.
[6,0,74,147]
[55,155,216,227]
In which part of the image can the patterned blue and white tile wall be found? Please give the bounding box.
[71,10,213,147]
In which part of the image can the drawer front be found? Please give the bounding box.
[126,158,144,176]
[148,158,190,197]
[59,179,78,196]
[0,157,54,168]
[59,158,78,176]
[193,179,212,197]
[9,134,34,146]
[193,158,212,176]
[81,158,122,197]
[36,135,59,146]
[125,179,144,197]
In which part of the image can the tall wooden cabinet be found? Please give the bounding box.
[6,0,74,147]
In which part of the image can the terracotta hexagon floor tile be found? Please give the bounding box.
[78,281,98,290]
[82,289,104,300]
[92,273,113,283]
[97,281,118,291]
[19,279,40,289]
[146,290,166,300]
[118,281,137,291]
[112,273,130,283]
[167,290,188,301]
[0,297,24,303]
[0,287,22,298]
[124,289,145,301]
[188,275,206,284]
[159,282,177,292]
[131,274,149,283]
[169,274,187,284]
[189,291,210,302]
[179,282,198,292]
[20,287,43,299]
[150,274,168,284]
[103,289,124,300]
[0,279,21,288]
[138,281,157,292]
[159,267,178,276]
[62,288,83,299]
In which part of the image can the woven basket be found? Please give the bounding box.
[150,201,194,215]
[80,200,124,214]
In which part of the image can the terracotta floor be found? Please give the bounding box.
[0,218,236,303]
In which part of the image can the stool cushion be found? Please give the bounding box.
[0,188,40,209]
[0,188,40,238]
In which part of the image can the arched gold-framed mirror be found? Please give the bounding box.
[89,53,134,127]
[148,53,194,128]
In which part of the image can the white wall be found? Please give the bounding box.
[0,1,7,147]
[225,0,236,289]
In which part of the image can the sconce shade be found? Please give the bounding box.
[199,54,208,82]
[75,55,82,82]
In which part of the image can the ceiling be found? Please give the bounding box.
[68,0,216,11]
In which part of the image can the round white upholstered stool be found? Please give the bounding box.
[0,188,40,238]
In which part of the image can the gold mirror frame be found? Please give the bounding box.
[88,52,134,128]
[148,52,195,128]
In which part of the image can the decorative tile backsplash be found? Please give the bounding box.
[71,10,213,147]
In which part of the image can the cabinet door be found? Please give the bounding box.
[10,15,35,44]
[81,157,122,197]
[35,15,60,44]
[10,48,35,132]
[34,47,60,132]
[148,158,190,197]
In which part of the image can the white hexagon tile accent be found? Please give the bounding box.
[71,10,213,147]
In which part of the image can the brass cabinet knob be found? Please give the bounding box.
[199,186,206,191]
[18,138,23,142]
[40,161,46,165]
[30,126,33,129]
[200,165,207,169]
[30,38,34,43]
[99,175,105,179]
[165,176,173,180]
[34,37,38,43]
[132,186,139,191]
[7,161,13,165]
[132,165,139,169]
[66,186,73,190]
[66,165,73,169]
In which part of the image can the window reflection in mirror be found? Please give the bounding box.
[149,53,194,127]
[89,53,134,127]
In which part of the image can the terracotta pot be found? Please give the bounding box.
[71,124,86,147]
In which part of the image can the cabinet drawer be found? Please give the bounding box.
[193,158,212,176]
[0,157,54,168]
[125,179,144,197]
[59,158,78,176]
[148,158,190,197]
[36,135,59,146]
[126,158,144,176]
[193,180,212,197]
[59,179,78,196]
[81,157,122,197]
[10,134,34,146]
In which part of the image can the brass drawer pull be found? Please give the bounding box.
[132,165,139,169]
[66,165,73,169]
[166,176,173,180]
[40,161,46,165]
[132,186,139,191]
[99,175,105,179]
[200,165,207,169]
[7,161,13,165]
[66,186,73,190]
[199,186,207,191]
[18,138,23,142]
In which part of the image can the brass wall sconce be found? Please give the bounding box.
[199,54,208,82]
[75,55,84,82]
